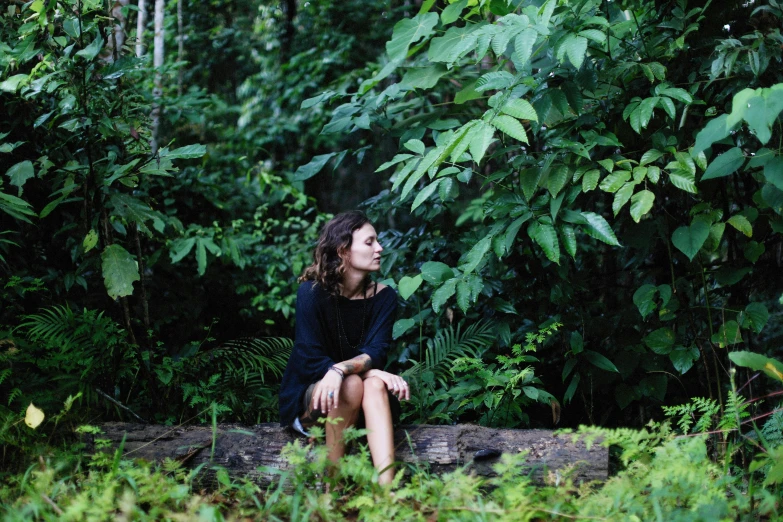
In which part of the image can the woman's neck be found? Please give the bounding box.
[340,271,367,299]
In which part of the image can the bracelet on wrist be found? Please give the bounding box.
[329,366,345,379]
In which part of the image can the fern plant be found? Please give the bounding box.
[10,306,133,412]
[400,320,496,424]
[172,337,292,423]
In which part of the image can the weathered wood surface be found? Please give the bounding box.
[88,423,607,486]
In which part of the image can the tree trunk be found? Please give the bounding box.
[150,0,165,155]
[103,0,130,63]
[86,423,608,487]
[135,0,147,57]
[177,0,184,96]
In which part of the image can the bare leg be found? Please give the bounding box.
[324,374,363,462]
[362,376,395,485]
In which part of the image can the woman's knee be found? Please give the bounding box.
[363,377,388,401]
[340,374,363,408]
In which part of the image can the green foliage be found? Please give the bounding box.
[302,0,783,421]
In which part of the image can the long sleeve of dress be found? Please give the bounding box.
[278,283,336,426]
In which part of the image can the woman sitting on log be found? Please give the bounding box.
[279,211,409,485]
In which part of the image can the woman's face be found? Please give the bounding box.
[344,223,383,274]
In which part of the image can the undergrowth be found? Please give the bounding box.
[1,407,781,521]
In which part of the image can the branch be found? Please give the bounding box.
[95,388,148,424]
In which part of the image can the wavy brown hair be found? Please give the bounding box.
[299,211,371,295]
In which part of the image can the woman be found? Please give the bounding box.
[279,211,409,485]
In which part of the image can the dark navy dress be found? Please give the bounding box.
[278,280,398,427]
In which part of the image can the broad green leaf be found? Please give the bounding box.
[581,212,621,246]
[640,149,663,166]
[559,224,576,258]
[579,29,605,43]
[110,194,166,235]
[662,87,692,104]
[647,166,661,183]
[639,374,667,401]
[504,213,531,252]
[386,13,439,62]
[547,165,569,197]
[475,71,516,92]
[376,154,414,172]
[491,115,528,143]
[500,99,538,121]
[169,237,196,263]
[668,168,697,193]
[75,34,104,61]
[735,85,783,144]
[583,350,619,373]
[658,97,676,119]
[420,261,454,283]
[701,147,745,181]
[401,64,448,90]
[404,139,426,155]
[441,0,467,24]
[711,320,742,348]
[643,327,675,354]
[630,190,655,222]
[456,279,471,313]
[729,351,783,383]
[599,170,631,193]
[520,167,542,201]
[83,230,98,253]
[581,169,600,192]
[398,275,423,300]
[741,302,769,335]
[671,219,710,261]
[669,346,699,374]
[459,234,492,274]
[612,182,635,216]
[703,222,725,252]
[393,318,416,339]
[514,28,538,66]
[428,24,479,64]
[563,34,588,69]
[727,214,752,237]
[196,239,207,275]
[411,179,441,211]
[293,153,335,181]
[0,74,29,93]
[633,284,657,319]
[764,155,783,190]
[432,277,458,313]
[101,244,139,300]
[637,97,659,130]
[5,160,34,188]
[564,373,580,404]
[468,121,496,165]
[744,241,765,263]
[164,144,207,159]
[692,114,731,155]
[529,221,559,264]
[401,146,444,200]
[762,183,783,215]
[0,191,36,223]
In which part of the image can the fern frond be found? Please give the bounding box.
[411,321,495,382]
[190,337,292,383]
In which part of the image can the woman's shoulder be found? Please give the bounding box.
[297,280,330,302]
[371,282,397,304]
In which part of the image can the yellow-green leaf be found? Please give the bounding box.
[25,403,45,429]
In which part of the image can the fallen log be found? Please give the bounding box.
[86,423,607,486]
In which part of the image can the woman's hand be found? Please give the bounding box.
[313,368,343,414]
[364,369,410,401]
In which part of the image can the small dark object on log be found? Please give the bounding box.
[85,423,607,487]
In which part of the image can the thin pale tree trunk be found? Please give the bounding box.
[135,0,147,57]
[150,0,164,155]
[177,0,184,96]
